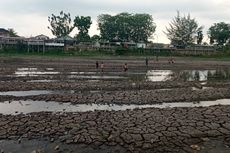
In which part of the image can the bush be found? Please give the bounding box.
[115,47,128,55]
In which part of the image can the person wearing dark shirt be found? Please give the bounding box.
[145,57,148,66]
[123,63,128,72]
[96,61,99,69]
[100,62,104,72]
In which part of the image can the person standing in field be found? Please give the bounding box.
[100,62,104,72]
[96,61,99,69]
[168,56,175,64]
[156,53,159,62]
[123,63,128,72]
[145,57,148,66]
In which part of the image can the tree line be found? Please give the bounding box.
[47,11,230,47]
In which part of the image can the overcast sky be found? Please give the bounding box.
[0,0,230,43]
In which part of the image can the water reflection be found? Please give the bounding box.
[68,75,127,79]
[0,90,74,96]
[1,99,230,115]
[178,70,215,81]
[209,69,230,80]
[177,69,230,81]
[146,70,173,82]
[15,68,59,77]
[27,80,57,83]
[13,67,230,82]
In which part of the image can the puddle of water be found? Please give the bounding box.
[0,90,74,96]
[1,99,230,115]
[27,80,57,83]
[146,70,173,82]
[87,80,100,82]
[180,70,216,81]
[15,71,60,77]
[70,72,97,75]
[17,68,38,71]
[192,87,213,91]
[90,90,101,93]
[0,139,127,153]
[12,68,230,82]
[146,69,230,82]
[71,72,146,75]
[158,88,173,91]
[200,82,207,85]
[46,68,54,71]
[15,68,59,77]
[178,69,230,81]
[68,75,127,79]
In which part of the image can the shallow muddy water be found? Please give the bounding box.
[27,79,57,82]
[1,99,230,115]
[1,138,230,153]
[10,67,230,82]
[0,139,127,153]
[15,71,60,77]
[146,70,173,81]
[68,75,127,79]
[178,69,230,81]
[0,90,75,96]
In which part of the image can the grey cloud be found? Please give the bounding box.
[1,0,230,22]
[1,0,229,16]
[0,0,230,42]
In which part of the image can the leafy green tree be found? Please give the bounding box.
[196,30,203,44]
[74,16,92,42]
[75,32,91,42]
[97,14,117,41]
[208,22,230,46]
[8,28,18,37]
[97,13,156,42]
[74,16,92,34]
[130,13,156,42]
[48,11,74,37]
[165,11,203,48]
[91,34,101,42]
[114,13,132,42]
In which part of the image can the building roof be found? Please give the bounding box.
[0,28,9,33]
[34,34,49,40]
[56,35,74,41]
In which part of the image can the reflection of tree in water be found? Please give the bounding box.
[194,71,200,81]
[177,70,201,81]
[208,69,230,80]
[144,69,230,82]
[177,70,210,81]
[179,71,191,81]
[179,69,230,81]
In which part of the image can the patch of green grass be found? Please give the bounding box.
[185,51,230,61]
[1,49,230,61]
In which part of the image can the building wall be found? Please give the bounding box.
[0,32,10,37]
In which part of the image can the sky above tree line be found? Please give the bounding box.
[0,0,230,43]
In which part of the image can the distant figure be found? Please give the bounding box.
[124,43,128,49]
[123,63,128,72]
[156,53,159,62]
[100,62,104,72]
[96,61,99,69]
[168,56,175,64]
[145,57,148,66]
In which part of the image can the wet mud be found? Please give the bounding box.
[1,56,230,152]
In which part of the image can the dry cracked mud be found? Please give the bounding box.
[1,56,230,153]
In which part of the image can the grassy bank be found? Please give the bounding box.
[1,49,230,61]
